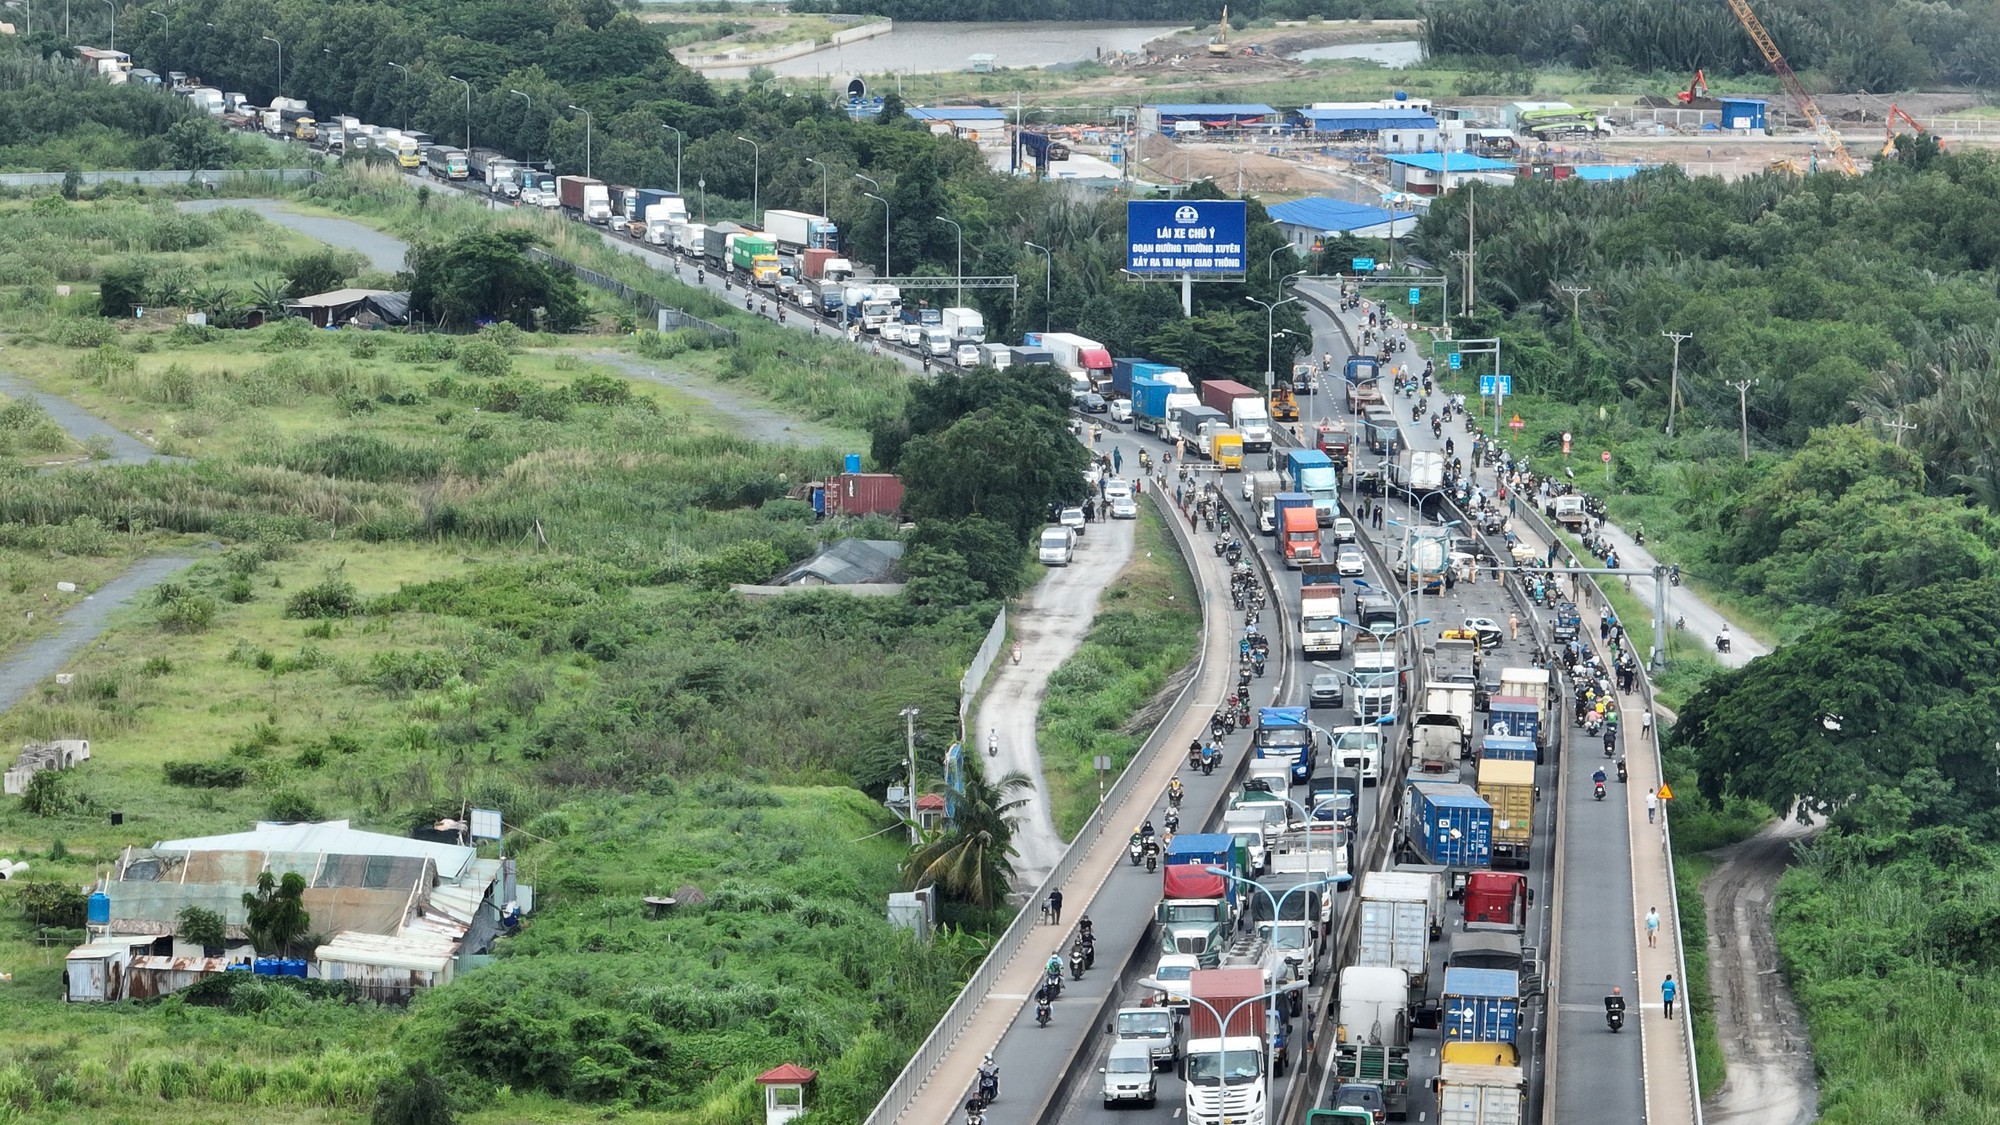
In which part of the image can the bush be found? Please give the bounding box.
[371,1061,456,1125]
[265,791,323,822]
[163,760,249,788]
[16,881,86,927]
[177,905,228,951]
[572,371,633,405]
[285,570,359,619]
[157,592,218,633]
[454,338,512,378]
[98,262,148,318]
[261,316,316,353]
[19,769,93,817]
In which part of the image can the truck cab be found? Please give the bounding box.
[1329,725,1383,785]
[1254,707,1316,784]
[1279,501,1321,568]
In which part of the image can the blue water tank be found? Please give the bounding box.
[280,959,307,978]
[86,892,110,925]
[1394,89,1408,102]
[253,958,281,975]
[225,963,252,972]
[844,453,862,474]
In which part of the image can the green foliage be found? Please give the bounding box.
[691,539,788,589]
[453,338,513,378]
[241,870,312,957]
[19,768,93,818]
[285,569,361,619]
[163,760,249,788]
[281,249,359,300]
[371,1062,456,1125]
[408,229,585,332]
[265,790,325,823]
[98,261,147,318]
[177,905,229,951]
[15,880,86,927]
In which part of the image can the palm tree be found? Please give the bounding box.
[902,759,1034,909]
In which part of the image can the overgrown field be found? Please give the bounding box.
[0,192,992,1123]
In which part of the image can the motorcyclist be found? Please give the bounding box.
[977,1055,1000,1102]
[1592,766,1607,787]
[988,727,998,757]
[1168,776,1185,802]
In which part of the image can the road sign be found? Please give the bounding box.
[1479,375,1513,396]
[1126,200,1248,276]
[1562,431,1573,455]
[1352,257,1376,271]
[1657,783,1674,800]
[1449,353,1462,370]
[1408,287,1421,306]
[1601,450,1612,463]
[1509,415,1525,431]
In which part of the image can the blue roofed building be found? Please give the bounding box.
[1567,165,1647,182]
[1268,197,1419,253]
[1384,152,1518,195]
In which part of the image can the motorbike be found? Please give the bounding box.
[1011,641,1021,665]
[1200,744,1219,775]
[978,1064,999,1104]
[1163,808,1181,834]
[1213,538,1228,557]
[1431,418,1442,440]
[1188,742,1206,769]
[1411,403,1422,422]
[1670,565,1681,587]
[1070,946,1086,980]
[1252,654,1266,677]
[1128,837,1146,866]
[1144,846,1158,874]
[1222,711,1238,735]
[1616,757,1628,783]
[1035,1000,1052,1028]
[1226,544,1243,566]
[1606,994,1626,1033]
[1604,731,1617,756]
[1715,633,1731,654]
[967,1098,989,1125]
[1235,700,1251,727]
[1594,780,1607,801]
[1168,785,1184,810]
[1211,712,1228,739]
[1077,934,1096,970]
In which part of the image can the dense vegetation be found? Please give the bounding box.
[1422,0,2000,89]
[790,0,1415,25]
[0,56,288,172]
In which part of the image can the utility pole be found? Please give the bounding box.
[1662,331,1693,437]
[1559,284,1590,320]
[899,707,919,845]
[1729,377,1758,462]
[1462,182,1475,315]
[1884,414,1917,448]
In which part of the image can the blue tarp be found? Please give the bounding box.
[1268,197,1400,233]
[1385,153,1516,173]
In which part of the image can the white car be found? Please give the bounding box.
[1336,545,1366,576]
[518,187,544,207]
[1059,506,1087,536]
[1109,398,1132,423]
[1109,488,1137,519]
[535,190,560,210]
[1333,517,1357,543]
[956,343,981,367]
[1151,954,1200,1007]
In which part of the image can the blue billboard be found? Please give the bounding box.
[1127,200,1248,276]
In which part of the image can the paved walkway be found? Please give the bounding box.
[0,557,196,714]
[0,372,177,468]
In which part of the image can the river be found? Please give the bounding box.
[703,21,1187,81]
[1288,39,1425,67]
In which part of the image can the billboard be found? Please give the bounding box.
[1127,200,1248,276]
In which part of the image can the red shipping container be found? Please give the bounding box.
[1462,871,1529,931]
[1187,967,1267,1041]
[824,473,904,517]
[1200,379,1261,415]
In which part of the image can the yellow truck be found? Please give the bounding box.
[1214,432,1244,471]
[1475,757,1535,869]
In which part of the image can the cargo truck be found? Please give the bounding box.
[1393,448,1446,495]
[1112,358,1180,399]
[1277,496,1320,567]
[1286,448,1340,526]
[675,222,707,256]
[1350,649,1400,724]
[1475,758,1535,868]
[1185,968,1271,1125]
[1247,471,1283,534]
[862,286,899,332]
[1410,712,1464,774]
[1040,332,1114,389]
[1333,965,1412,1119]
[1158,864,1233,967]
[423,147,468,179]
[1264,826,1349,895]
[1200,379,1273,452]
[1358,869,1441,995]
[557,175,612,223]
[703,221,745,265]
[730,233,781,286]
[1347,377,1384,414]
[1299,564,1345,657]
[1484,696,1544,760]
[1435,1062,1527,1125]
[1115,1005,1179,1068]
[1400,782,1493,894]
[799,247,854,282]
[1254,707,1316,785]
[1461,870,1531,934]
[1344,355,1380,385]
[940,307,986,343]
[1315,421,1353,470]
[1440,968,1520,1046]
[1171,405,1226,449]
[1448,931,1543,997]
[1328,725,1383,786]
[761,208,839,253]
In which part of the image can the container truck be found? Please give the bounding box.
[642,203,685,245]
[557,176,612,223]
[1253,707,1316,785]
[1400,782,1493,893]
[1131,377,1173,436]
[1286,448,1340,525]
[1435,1062,1527,1125]
[730,233,781,286]
[799,247,853,282]
[702,221,745,265]
[978,342,1014,368]
[762,208,839,253]
[1462,870,1531,933]
[1172,405,1227,449]
[1393,448,1446,493]
[1411,711,1464,774]
[1111,358,1178,398]
[423,147,468,180]
[1248,471,1283,534]
[1276,495,1320,567]
[861,287,898,332]
[1358,869,1440,1009]
[1040,332,1114,389]
[1440,968,1520,1046]
[1344,355,1380,385]
[675,222,708,257]
[1158,864,1232,966]
[1350,650,1400,724]
[1484,696,1543,760]
[941,307,986,343]
[1333,965,1412,1118]
[1199,379,1260,417]
[1479,736,1536,763]
[1475,758,1535,868]
[1298,564,1344,657]
[1184,968,1269,1125]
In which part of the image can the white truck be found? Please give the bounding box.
[922,327,953,357]
[941,306,987,343]
[1248,471,1284,534]
[1329,725,1384,785]
[675,222,708,257]
[761,208,838,253]
[643,200,690,245]
[1435,1062,1526,1125]
[1231,397,1273,452]
[1300,579,1344,658]
[1358,869,1441,997]
[861,287,899,333]
[1333,965,1413,1118]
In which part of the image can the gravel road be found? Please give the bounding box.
[1589,521,1769,668]
[1702,815,1819,1125]
[0,557,195,715]
[0,372,174,467]
[177,198,411,274]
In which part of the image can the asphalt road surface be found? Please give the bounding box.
[178,198,412,273]
[0,371,175,467]
[0,556,196,715]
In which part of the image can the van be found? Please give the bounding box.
[1114,1006,1178,1067]
[1038,526,1075,567]
[1100,1039,1158,1107]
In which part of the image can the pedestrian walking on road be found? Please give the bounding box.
[1661,974,1677,1019]
[1046,888,1064,926]
[1646,907,1661,948]
[1647,789,1659,824]
[1113,448,1123,475]
[1508,613,1520,641]
[1642,710,1654,741]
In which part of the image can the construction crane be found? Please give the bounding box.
[1721,0,1861,175]
[1881,103,1943,157]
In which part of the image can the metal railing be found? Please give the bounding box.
[861,485,1214,1125]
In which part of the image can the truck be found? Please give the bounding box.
[1350,649,1400,724]
[1462,870,1531,934]
[1436,1062,1527,1125]
[1199,378,1259,417]
[1299,564,1344,657]
[1039,332,1114,389]
[1265,825,1349,893]
[1479,736,1536,763]
[1440,968,1520,1046]
[557,176,612,223]
[1158,864,1232,966]
[1476,758,1535,868]
[1254,707,1316,785]
[1285,448,1340,526]
[1393,448,1446,494]
[761,208,839,253]
[1110,358,1184,399]
[1358,869,1440,1026]
[1270,382,1298,422]
[1277,496,1320,567]
[1172,405,1227,449]
[1362,407,1401,455]
[1346,376,1383,414]
[633,189,687,233]
[423,147,468,180]
[799,247,854,282]
[979,342,1014,369]
[1344,355,1380,385]
[863,286,900,332]
[1315,421,1353,471]
[1499,667,1552,716]
[1184,969,1269,1125]
[1447,931,1542,997]
[703,221,746,265]
[1551,494,1588,529]
[1410,712,1464,775]
[1484,696,1544,760]
[675,222,708,257]
[187,87,225,116]
[1332,965,1412,1119]
[1247,471,1283,534]
[642,203,686,245]
[1115,1006,1179,1068]
[1400,782,1493,892]
[1212,430,1244,471]
[1198,379,1273,452]
[730,233,781,286]
[1328,724,1384,786]
[940,307,986,343]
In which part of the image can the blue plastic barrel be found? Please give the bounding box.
[86,892,110,925]
[280,959,307,978]
[253,958,280,975]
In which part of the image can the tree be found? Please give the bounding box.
[177,905,229,953]
[282,249,358,300]
[164,119,232,171]
[877,90,906,125]
[99,261,149,318]
[408,229,587,332]
[902,759,1033,907]
[242,870,313,957]
[897,405,1089,542]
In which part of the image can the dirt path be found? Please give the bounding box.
[0,372,176,467]
[177,198,411,274]
[585,352,860,448]
[0,557,196,715]
[978,497,1138,890]
[1701,816,1819,1125]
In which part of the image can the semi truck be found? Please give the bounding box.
[1277,495,1320,567]
[729,233,781,286]
[1327,725,1383,786]
[941,307,986,343]
[1400,782,1493,894]
[1253,707,1316,785]
[1333,965,1412,1119]
[1172,405,1227,448]
[1393,448,1446,494]
[1112,358,1182,399]
[1358,869,1441,1002]
[1315,421,1353,470]
[1440,968,1521,1046]
[1286,448,1340,526]
[703,221,747,266]
[1475,758,1535,868]
[761,208,839,252]
[1299,564,1345,657]
[1435,1062,1527,1125]
[1038,332,1114,389]
[1410,712,1463,774]
[557,175,612,223]
[1462,870,1532,934]
[1247,471,1283,534]
[799,247,854,282]
[1484,696,1544,760]
[1199,379,1273,452]
[1351,649,1401,724]
[1184,968,1271,1125]
[1158,864,1233,967]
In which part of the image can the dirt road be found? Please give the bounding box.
[587,352,858,448]
[0,372,175,467]
[1701,816,1819,1125]
[177,198,411,274]
[978,504,1137,890]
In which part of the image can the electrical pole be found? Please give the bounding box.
[899,706,919,845]
[1462,182,1475,315]
[1884,414,1917,448]
[1729,377,1758,462]
[1662,331,1693,437]
[1559,284,1589,320]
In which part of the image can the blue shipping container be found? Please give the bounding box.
[1132,377,1173,421]
[1481,736,1537,762]
[1486,703,1541,746]
[1406,782,1493,869]
[1441,967,1521,1044]
[1111,357,1147,398]
[1165,832,1236,869]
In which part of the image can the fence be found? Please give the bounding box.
[0,167,321,189]
[861,487,1212,1125]
[524,247,736,346]
[958,608,1009,739]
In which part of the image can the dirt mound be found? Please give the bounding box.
[1130,131,1324,194]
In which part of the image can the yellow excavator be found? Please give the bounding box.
[1207,6,1230,55]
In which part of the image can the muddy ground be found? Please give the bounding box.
[1701,816,1820,1125]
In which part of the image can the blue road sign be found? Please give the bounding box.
[1449,352,1463,370]
[1127,200,1248,275]
[1479,375,1514,396]
[1408,288,1421,305]
[1351,257,1376,271]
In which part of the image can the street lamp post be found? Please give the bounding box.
[568,104,592,179]
[1247,295,1299,388]
[386,63,413,133]
[936,216,963,307]
[805,157,828,216]
[1137,980,1309,1125]
[1024,241,1052,334]
[102,0,115,53]
[854,173,887,277]
[735,135,760,226]
[447,76,472,154]
[899,706,920,846]
[260,35,282,99]
[660,124,683,194]
[508,90,532,163]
